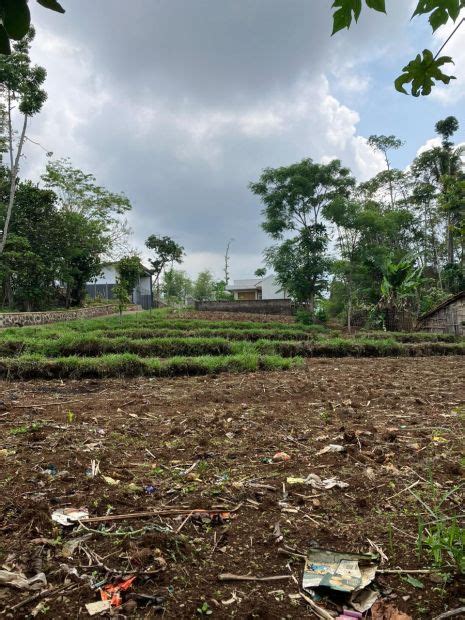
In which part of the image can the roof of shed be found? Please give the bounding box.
[419,290,465,321]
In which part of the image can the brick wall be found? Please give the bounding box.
[195,300,294,315]
[0,304,124,328]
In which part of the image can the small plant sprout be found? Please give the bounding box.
[196,601,212,616]
[66,410,75,424]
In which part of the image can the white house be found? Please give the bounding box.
[86,263,153,309]
[226,275,289,301]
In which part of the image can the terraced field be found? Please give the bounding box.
[0,309,464,379]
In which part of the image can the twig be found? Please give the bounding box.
[299,591,334,620]
[218,573,293,582]
[433,608,465,620]
[10,399,83,409]
[175,512,193,534]
[377,568,435,574]
[9,584,76,612]
[277,548,306,561]
[81,504,241,524]
[386,479,420,500]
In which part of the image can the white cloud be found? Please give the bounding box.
[430,24,465,103]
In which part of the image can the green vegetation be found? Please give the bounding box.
[330,1,464,97]
[0,310,463,378]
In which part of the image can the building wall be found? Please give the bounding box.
[261,276,287,300]
[419,298,465,335]
[195,299,293,315]
[93,265,117,285]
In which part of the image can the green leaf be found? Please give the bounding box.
[401,575,425,588]
[36,0,65,13]
[3,0,30,40]
[331,0,362,34]
[412,1,462,30]
[366,0,386,12]
[0,23,11,55]
[394,49,456,96]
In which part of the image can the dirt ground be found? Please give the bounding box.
[0,357,464,619]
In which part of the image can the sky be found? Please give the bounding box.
[23,0,465,280]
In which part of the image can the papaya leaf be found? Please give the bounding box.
[36,0,65,13]
[331,0,362,34]
[3,0,30,40]
[366,0,386,11]
[412,1,463,31]
[395,49,455,96]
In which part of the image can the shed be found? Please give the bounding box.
[417,291,465,335]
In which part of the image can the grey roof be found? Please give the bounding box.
[226,278,262,291]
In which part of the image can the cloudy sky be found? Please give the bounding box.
[24,0,465,279]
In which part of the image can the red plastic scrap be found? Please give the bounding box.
[100,576,136,607]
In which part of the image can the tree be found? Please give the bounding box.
[330,0,464,96]
[0,28,47,254]
[162,268,192,303]
[250,158,354,310]
[145,235,184,303]
[117,255,143,300]
[224,238,233,285]
[193,270,215,301]
[367,134,404,209]
[254,267,267,278]
[379,255,423,329]
[0,0,65,55]
[41,158,132,259]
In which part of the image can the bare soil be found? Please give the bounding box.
[0,357,464,619]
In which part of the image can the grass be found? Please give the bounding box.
[0,352,301,379]
[0,310,463,378]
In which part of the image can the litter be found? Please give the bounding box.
[218,572,293,582]
[85,600,111,616]
[0,569,47,591]
[287,474,349,490]
[302,547,379,612]
[51,507,89,526]
[316,444,345,456]
[273,451,291,462]
[42,464,57,476]
[102,475,120,486]
[371,599,412,620]
[144,484,156,494]
[62,534,93,558]
[100,575,136,607]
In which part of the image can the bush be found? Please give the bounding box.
[295,308,314,325]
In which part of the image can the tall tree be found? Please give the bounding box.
[145,235,184,303]
[250,158,354,311]
[367,134,404,209]
[193,270,215,302]
[41,158,132,258]
[0,28,47,254]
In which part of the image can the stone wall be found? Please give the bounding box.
[195,300,294,315]
[0,304,125,328]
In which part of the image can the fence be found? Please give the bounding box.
[86,284,153,310]
[194,299,294,315]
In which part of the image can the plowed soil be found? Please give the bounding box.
[0,357,464,619]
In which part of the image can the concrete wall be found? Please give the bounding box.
[195,299,293,315]
[0,304,122,328]
[261,276,288,300]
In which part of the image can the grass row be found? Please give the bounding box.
[0,333,464,360]
[0,353,300,379]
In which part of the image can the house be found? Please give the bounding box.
[86,263,153,309]
[417,291,465,335]
[226,275,289,301]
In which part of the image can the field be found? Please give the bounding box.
[0,309,464,380]
[0,311,464,618]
